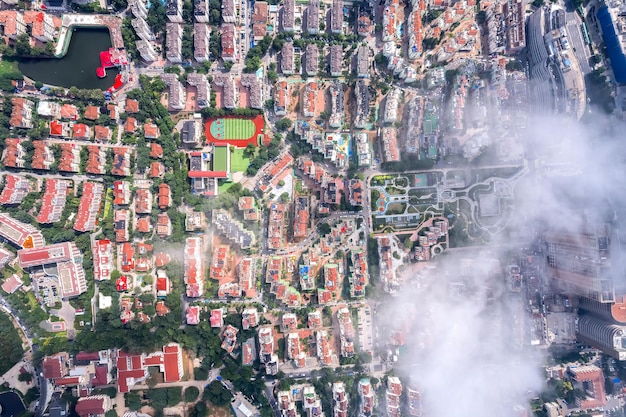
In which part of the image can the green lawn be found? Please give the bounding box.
[230,148,251,172]
[0,59,20,76]
[213,145,229,172]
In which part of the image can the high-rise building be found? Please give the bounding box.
[545,224,615,303]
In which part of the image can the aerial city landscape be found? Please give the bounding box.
[0,0,624,415]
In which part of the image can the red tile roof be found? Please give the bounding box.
[125,117,137,133]
[73,123,90,139]
[60,104,78,120]
[158,183,171,209]
[150,143,163,158]
[125,98,139,113]
[84,105,100,120]
[144,123,160,139]
[94,125,111,142]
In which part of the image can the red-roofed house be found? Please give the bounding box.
[156,252,171,267]
[149,161,165,178]
[58,143,80,173]
[73,123,92,140]
[158,183,171,209]
[75,395,112,417]
[125,99,139,114]
[121,242,134,272]
[92,239,113,281]
[84,106,100,120]
[49,120,69,137]
[113,181,131,205]
[42,352,69,380]
[210,308,224,328]
[144,123,160,139]
[74,182,104,232]
[136,216,152,234]
[116,275,129,292]
[135,189,152,214]
[186,306,200,325]
[31,140,53,171]
[107,104,119,121]
[150,143,163,158]
[156,301,170,316]
[60,104,78,120]
[125,117,137,133]
[156,270,171,297]
[156,213,172,238]
[2,138,26,168]
[94,125,112,142]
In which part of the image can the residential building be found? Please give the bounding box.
[303,81,317,118]
[302,385,324,416]
[74,182,104,232]
[23,11,55,42]
[18,242,88,298]
[165,22,183,63]
[160,73,186,111]
[242,339,257,366]
[305,43,319,76]
[193,23,210,62]
[332,382,348,417]
[385,377,402,417]
[238,196,260,221]
[383,88,401,124]
[210,308,224,327]
[50,120,70,137]
[503,0,525,54]
[86,146,107,175]
[268,202,288,250]
[293,196,309,239]
[407,386,422,417]
[57,143,80,172]
[111,147,132,176]
[31,140,53,171]
[186,306,200,324]
[2,138,25,168]
[240,74,263,109]
[37,179,70,224]
[356,46,370,78]
[252,1,268,39]
[185,210,208,231]
[407,9,422,60]
[117,343,183,392]
[0,174,31,205]
[60,104,78,120]
[274,80,288,116]
[114,210,130,242]
[286,332,306,367]
[137,40,159,62]
[10,97,34,129]
[124,117,137,134]
[184,237,205,297]
[277,391,298,416]
[354,80,370,129]
[143,122,160,140]
[75,396,112,417]
[258,326,277,372]
[158,183,171,209]
[0,212,45,249]
[132,17,155,41]
[317,330,333,367]
[221,0,235,23]
[156,213,172,238]
[337,307,355,357]
[330,0,343,34]
[354,133,371,167]
[213,209,255,249]
[37,101,61,118]
[213,74,237,109]
[328,81,344,128]
[166,0,183,22]
[92,239,113,281]
[0,11,27,40]
[329,45,343,77]
[380,127,400,162]
[306,0,320,34]
[281,0,295,31]
[94,125,113,142]
[73,123,92,140]
[221,325,239,353]
[84,105,100,121]
[281,41,294,75]
[221,23,236,62]
[135,189,153,214]
[194,0,209,22]
[569,365,607,409]
[358,379,375,417]
[242,308,259,329]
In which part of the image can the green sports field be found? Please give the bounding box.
[209,118,256,140]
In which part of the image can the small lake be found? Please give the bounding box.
[0,391,26,417]
[18,27,120,90]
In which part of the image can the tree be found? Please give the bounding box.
[185,386,200,402]
[275,118,292,131]
[203,381,232,406]
[280,192,290,203]
[125,392,142,411]
[18,372,33,383]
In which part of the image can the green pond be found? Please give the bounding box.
[18,27,120,90]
